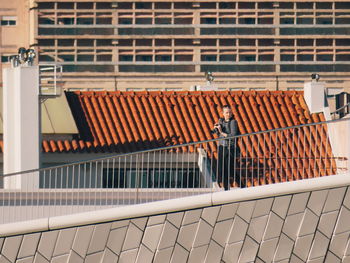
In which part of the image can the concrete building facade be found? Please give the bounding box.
[1,0,350,91]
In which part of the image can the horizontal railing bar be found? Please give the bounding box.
[1,117,348,178]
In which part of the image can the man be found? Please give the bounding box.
[213,105,239,190]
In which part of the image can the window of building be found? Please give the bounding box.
[155,2,171,9]
[77,17,93,25]
[297,54,313,61]
[57,17,74,25]
[219,2,235,9]
[136,55,153,61]
[317,54,333,61]
[281,54,295,61]
[201,54,217,61]
[297,3,313,9]
[220,39,236,46]
[119,55,133,61]
[238,17,255,24]
[280,18,294,24]
[280,3,294,9]
[38,2,54,9]
[135,18,152,24]
[1,55,11,63]
[316,2,332,9]
[119,18,133,24]
[96,3,111,9]
[239,54,256,61]
[77,2,93,9]
[135,2,152,9]
[77,55,94,61]
[238,2,255,9]
[220,54,236,61]
[259,55,274,61]
[1,16,16,26]
[316,17,333,25]
[155,18,171,24]
[97,55,112,61]
[57,2,74,9]
[175,55,193,61]
[200,2,216,9]
[219,18,235,24]
[136,39,152,46]
[201,18,217,24]
[155,55,172,61]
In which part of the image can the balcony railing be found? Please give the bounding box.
[0,117,349,224]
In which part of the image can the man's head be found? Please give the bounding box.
[222,105,233,120]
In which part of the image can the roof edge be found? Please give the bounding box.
[1,173,349,237]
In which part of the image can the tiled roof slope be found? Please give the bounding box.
[45,90,324,154]
[44,90,336,187]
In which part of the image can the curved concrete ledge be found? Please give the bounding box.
[0,218,49,237]
[1,173,349,237]
[212,173,350,205]
[49,192,213,230]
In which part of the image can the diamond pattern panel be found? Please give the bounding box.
[2,185,350,262]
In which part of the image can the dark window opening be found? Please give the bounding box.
[57,2,74,9]
[239,39,255,46]
[280,18,294,24]
[155,2,171,9]
[220,39,236,46]
[155,55,171,61]
[220,55,236,61]
[136,39,152,46]
[201,55,217,61]
[200,2,216,9]
[119,18,132,24]
[77,2,93,9]
[97,55,112,61]
[239,55,256,61]
[281,54,294,61]
[238,18,255,24]
[135,2,152,9]
[119,55,133,61]
[96,3,111,9]
[135,18,152,24]
[317,54,333,61]
[201,18,217,24]
[136,55,152,61]
[297,54,313,61]
[175,55,193,61]
[280,39,294,46]
[219,18,235,24]
[259,55,274,61]
[77,55,94,61]
[77,18,93,25]
[219,2,235,9]
[155,18,171,24]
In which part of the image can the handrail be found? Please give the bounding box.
[331,102,350,116]
[0,117,348,224]
[1,117,349,178]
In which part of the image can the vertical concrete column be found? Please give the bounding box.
[3,66,40,189]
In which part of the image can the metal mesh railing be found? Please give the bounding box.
[0,118,349,223]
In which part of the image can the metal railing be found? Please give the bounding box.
[0,118,349,224]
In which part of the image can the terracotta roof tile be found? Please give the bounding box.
[56,91,323,155]
[28,90,338,185]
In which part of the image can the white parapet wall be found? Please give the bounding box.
[304,81,325,114]
[1,173,350,262]
[3,66,40,189]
